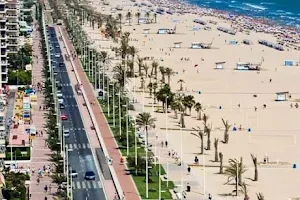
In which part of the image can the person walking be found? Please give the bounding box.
[187,166,191,174]
[44,185,48,193]
[208,193,212,200]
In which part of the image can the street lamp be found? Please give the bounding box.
[66,147,73,198]
[122,103,129,156]
[116,92,121,135]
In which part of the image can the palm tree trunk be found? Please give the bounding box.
[197,111,201,120]
[201,136,204,154]
[180,112,185,128]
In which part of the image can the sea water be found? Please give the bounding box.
[186,0,300,27]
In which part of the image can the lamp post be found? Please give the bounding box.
[122,103,129,156]
[108,83,113,117]
[116,92,121,136]
[112,83,116,126]
[145,125,149,198]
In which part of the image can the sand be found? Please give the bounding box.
[79,0,300,199]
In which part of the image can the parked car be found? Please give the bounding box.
[69,170,78,178]
[61,114,68,120]
[63,128,70,137]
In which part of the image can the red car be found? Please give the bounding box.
[61,114,68,120]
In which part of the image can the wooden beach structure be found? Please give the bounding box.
[275,92,289,101]
[173,42,182,48]
[193,19,207,25]
[143,28,150,34]
[235,62,261,71]
[215,62,226,70]
[217,26,236,35]
[258,39,284,51]
[157,26,176,34]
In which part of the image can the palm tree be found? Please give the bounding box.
[183,95,195,115]
[117,13,122,31]
[147,82,153,96]
[251,154,258,181]
[136,112,156,147]
[170,97,181,119]
[256,193,265,200]
[164,67,174,85]
[219,152,224,174]
[135,12,141,25]
[151,61,159,78]
[177,79,184,91]
[206,124,212,150]
[222,118,232,144]
[143,63,150,77]
[191,127,205,155]
[127,60,134,77]
[113,63,126,89]
[214,138,219,162]
[194,102,203,120]
[159,66,166,84]
[155,84,174,112]
[153,13,157,23]
[224,157,247,196]
[128,46,138,76]
[145,12,150,23]
[203,113,209,129]
[136,56,144,76]
[240,182,250,200]
[126,11,132,25]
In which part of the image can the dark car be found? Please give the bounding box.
[59,103,65,109]
[84,171,96,180]
[59,62,65,67]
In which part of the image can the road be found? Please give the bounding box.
[47,26,106,200]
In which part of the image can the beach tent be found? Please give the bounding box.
[215,62,225,70]
[236,62,250,70]
[158,29,167,34]
[229,40,238,45]
[285,60,294,66]
[191,42,201,49]
[275,92,289,101]
[143,28,150,34]
[139,18,147,24]
[243,39,252,45]
[174,42,182,48]
[192,26,200,31]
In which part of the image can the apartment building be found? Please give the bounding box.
[0,0,19,88]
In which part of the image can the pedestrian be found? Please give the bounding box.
[37,177,40,185]
[165,140,168,148]
[208,193,212,200]
[254,106,257,112]
[161,141,164,147]
[187,166,191,174]
[45,197,47,200]
[168,151,171,157]
[44,185,48,193]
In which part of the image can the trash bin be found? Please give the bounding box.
[293,164,297,168]
[186,185,191,192]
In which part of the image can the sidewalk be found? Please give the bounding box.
[28,20,57,200]
[55,26,117,200]
[59,26,141,200]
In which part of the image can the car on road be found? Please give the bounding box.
[59,62,65,67]
[55,53,61,58]
[84,171,96,180]
[63,128,70,137]
[70,170,78,178]
[59,103,65,109]
[61,114,68,120]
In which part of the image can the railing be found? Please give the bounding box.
[58,26,124,200]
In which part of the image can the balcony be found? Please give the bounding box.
[0,26,5,31]
[7,42,17,46]
[0,50,6,56]
[1,74,7,83]
[6,20,18,25]
[1,66,7,74]
[7,28,18,32]
[1,60,7,66]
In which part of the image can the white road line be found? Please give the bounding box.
[76,181,81,189]
[82,143,86,149]
[77,143,81,149]
[86,181,91,189]
[97,181,102,188]
[73,143,77,149]
[82,181,86,189]
[92,181,97,188]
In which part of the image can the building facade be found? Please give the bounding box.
[0,0,19,89]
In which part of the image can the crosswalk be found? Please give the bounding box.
[67,143,90,150]
[72,181,102,190]
[67,127,84,131]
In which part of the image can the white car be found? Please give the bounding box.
[58,98,64,104]
[55,53,60,58]
[63,128,70,137]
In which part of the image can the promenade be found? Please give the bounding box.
[28,20,57,200]
[59,26,140,200]
[55,26,117,200]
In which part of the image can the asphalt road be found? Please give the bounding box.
[47,26,106,200]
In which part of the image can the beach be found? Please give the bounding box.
[79,0,300,199]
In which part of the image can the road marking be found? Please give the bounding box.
[73,143,77,149]
[82,143,86,149]
[82,181,86,189]
[92,181,97,188]
[76,181,81,189]
[97,181,102,188]
[77,143,81,149]
[86,181,91,189]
